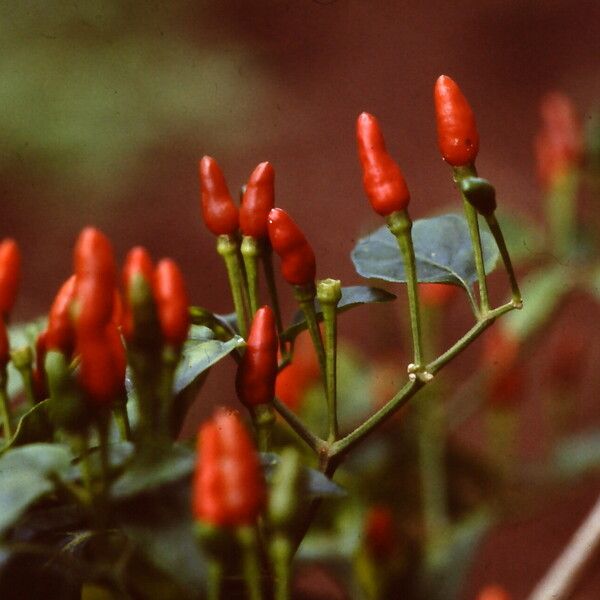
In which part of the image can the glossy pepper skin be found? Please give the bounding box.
[356,112,410,216]
[0,238,21,317]
[122,246,155,342]
[193,408,265,526]
[240,162,275,238]
[267,208,316,286]
[235,306,278,407]
[74,227,117,335]
[434,75,480,166]
[45,275,77,355]
[199,156,239,236]
[153,258,190,347]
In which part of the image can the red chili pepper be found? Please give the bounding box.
[199,156,239,236]
[193,408,265,526]
[419,282,458,307]
[477,585,512,600]
[267,208,316,286]
[356,112,410,216]
[235,305,278,408]
[74,228,117,335]
[153,258,190,347]
[0,238,21,317]
[45,275,77,355]
[0,317,9,368]
[122,246,155,341]
[434,75,480,167]
[78,324,125,406]
[364,506,398,560]
[240,162,275,238]
[535,92,582,189]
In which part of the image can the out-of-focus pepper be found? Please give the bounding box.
[74,227,117,335]
[45,275,77,355]
[434,75,479,167]
[483,327,523,409]
[267,208,316,286]
[235,306,278,408]
[193,408,265,527]
[477,585,512,600]
[364,506,398,560]
[356,112,410,216]
[153,259,190,347]
[0,238,21,317]
[199,156,239,236]
[240,162,275,238]
[535,92,583,189]
[419,282,459,307]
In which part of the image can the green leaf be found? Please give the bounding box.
[111,444,194,499]
[0,443,71,536]
[1,400,53,454]
[281,286,396,342]
[173,325,245,395]
[351,214,499,293]
[502,265,571,341]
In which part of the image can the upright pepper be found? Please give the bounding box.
[199,156,239,236]
[193,408,265,527]
[356,112,410,216]
[434,75,480,167]
[45,275,77,355]
[235,306,278,408]
[153,258,190,347]
[267,208,316,287]
[0,238,21,318]
[240,162,275,238]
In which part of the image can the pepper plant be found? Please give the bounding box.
[0,75,539,599]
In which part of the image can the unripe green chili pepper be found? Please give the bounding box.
[235,305,278,408]
[0,238,21,317]
[356,112,411,216]
[434,75,480,167]
[459,176,497,215]
[240,162,275,238]
[199,156,239,236]
[45,275,77,355]
[267,208,316,286]
[193,408,265,527]
[153,258,190,347]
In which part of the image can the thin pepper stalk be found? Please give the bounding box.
[386,210,428,380]
[241,236,261,317]
[217,234,249,338]
[0,366,12,442]
[10,346,37,406]
[237,526,264,600]
[317,278,342,443]
[260,245,288,360]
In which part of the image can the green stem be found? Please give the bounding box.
[114,402,131,442]
[217,234,249,339]
[331,300,518,458]
[272,397,324,453]
[485,214,523,307]
[241,236,261,317]
[454,165,490,313]
[207,558,223,600]
[386,210,425,373]
[252,405,275,453]
[262,246,288,359]
[271,534,292,600]
[317,279,342,443]
[0,367,12,442]
[237,526,263,600]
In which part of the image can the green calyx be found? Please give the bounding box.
[459,176,497,216]
[316,278,342,306]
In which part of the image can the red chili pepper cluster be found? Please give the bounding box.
[199,156,239,236]
[535,92,583,189]
[193,408,265,527]
[433,75,480,167]
[356,112,411,216]
[236,306,278,408]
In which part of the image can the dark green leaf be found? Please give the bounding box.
[1,400,53,454]
[173,325,245,395]
[111,444,194,499]
[502,265,571,341]
[0,444,71,536]
[351,214,499,292]
[281,286,396,342]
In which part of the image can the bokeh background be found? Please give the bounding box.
[1,1,599,598]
